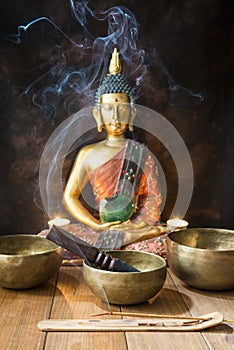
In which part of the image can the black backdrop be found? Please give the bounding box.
[0,0,233,234]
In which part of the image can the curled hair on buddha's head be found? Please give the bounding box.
[94,48,135,110]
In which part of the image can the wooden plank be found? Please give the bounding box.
[0,276,57,350]
[44,266,128,350]
[169,269,234,350]
[122,271,210,350]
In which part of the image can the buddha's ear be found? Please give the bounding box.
[128,105,136,132]
[93,107,103,133]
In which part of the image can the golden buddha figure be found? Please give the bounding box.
[63,48,165,247]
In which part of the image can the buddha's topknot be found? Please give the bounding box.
[94,48,135,109]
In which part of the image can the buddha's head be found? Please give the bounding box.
[93,48,136,135]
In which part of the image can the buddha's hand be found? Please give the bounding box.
[90,221,122,231]
[110,222,167,245]
[109,220,146,231]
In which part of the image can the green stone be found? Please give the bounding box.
[99,194,134,223]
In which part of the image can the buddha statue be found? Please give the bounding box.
[62,48,166,247]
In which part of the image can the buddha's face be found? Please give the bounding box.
[98,93,133,136]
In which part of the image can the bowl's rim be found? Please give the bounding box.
[83,249,167,274]
[167,227,234,252]
[0,234,60,257]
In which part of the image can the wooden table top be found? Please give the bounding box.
[0,264,233,350]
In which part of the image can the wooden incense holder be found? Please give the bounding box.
[38,312,224,332]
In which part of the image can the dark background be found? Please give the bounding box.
[0,0,233,234]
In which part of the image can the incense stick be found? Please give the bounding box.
[91,311,211,321]
[91,311,234,323]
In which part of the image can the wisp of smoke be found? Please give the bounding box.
[5,0,204,118]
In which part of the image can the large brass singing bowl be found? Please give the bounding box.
[166,228,234,290]
[83,250,167,305]
[0,235,63,289]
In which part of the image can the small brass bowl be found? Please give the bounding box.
[166,228,234,290]
[0,234,63,289]
[83,250,167,305]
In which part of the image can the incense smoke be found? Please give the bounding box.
[6,0,203,119]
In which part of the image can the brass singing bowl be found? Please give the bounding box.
[0,234,63,289]
[166,228,234,290]
[83,250,167,305]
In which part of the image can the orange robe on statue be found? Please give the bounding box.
[89,141,162,225]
